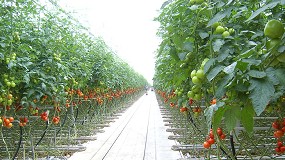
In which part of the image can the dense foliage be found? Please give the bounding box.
[154,0,285,158]
[0,0,148,158]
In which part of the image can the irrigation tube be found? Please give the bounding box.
[230,131,237,160]
[56,109,68,136]
[35,121,49,148]
[12,125,23,160]
[187,111,200,132]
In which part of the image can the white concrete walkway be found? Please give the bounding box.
[68,91,182,160]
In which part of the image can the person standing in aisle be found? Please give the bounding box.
[145,85,148,95]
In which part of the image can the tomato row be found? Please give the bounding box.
[154,0,285,158]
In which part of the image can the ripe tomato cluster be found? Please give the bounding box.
[272,119,285,138]
[210,98,217,105]
[2,117,14,128]
[180,106,188,113]
[170,102,175,108]
[192,107,202,117]
[52,116,60,125]
[203,128,226,149]
[275,140,285,153]
[40,112,48,121]
[19,117,28,127]
[272,119,285,153]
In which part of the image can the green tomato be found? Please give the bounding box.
[187,91,194,98]
[193,93,202,101]
[13,32,20,41]
[6,81,11,87]
[229,28,235,34]
[212,22,220,29]
[192,85,200,93]
[215,26,225,34]
[189,0,196,4]
[3,74,8,79]
[196,69,205,79]
[10,82,16,87]
[222,31,230,38]
[6,58,10,64]
[177,91,182,97]
[266,39,281,49]
[190,70,196,78]
[195,0,204,4]
[7,99,13,105]
[264,19,284,39]
[192,76,201,85]
[201,58,209,68]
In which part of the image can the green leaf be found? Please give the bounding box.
[215,73,234,98]
[275,69,285,86]
[204,102,225,132]
[0,43,6,47]
[172,35,184,49]
[213,39,225,52]
[247,70,266,78]
[190,5,199,10]
[207,65,224,81]
[199,32,209,39]
[204,106,214,132]
[23,74,30,84]
[0,53,3,59]
[223,62,237,74]
[266,68,279,85]
[235,82,248,92]
[217,49,230,62]
[242,58,262,66]
[207,8,232,27]
[213,107,227,132]
[41,82,47,91]
[183,41,193,52]
[224,105,240,132]
[204,58,215,74]
[27,89,35,98]
[246,1,280,22]
[169,47,180,61]
[241,106,254,134]
[178,52,187,61]
[278,46,285,53]
[248,41,257,46]
[236,60,248,72]
[249,78,275,116]
[239,48,255,59]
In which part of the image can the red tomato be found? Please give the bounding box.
[274,130,284,139]
[207,138,215,145]
[203,141,211,149]
[217,128,223,136]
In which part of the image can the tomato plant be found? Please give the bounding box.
[0,0,149,158]
[154,0,285,158]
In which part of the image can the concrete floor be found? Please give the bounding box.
[68,91,182,160]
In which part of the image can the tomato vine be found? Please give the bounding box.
[154,0,285,158]
[0,0,148,158]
